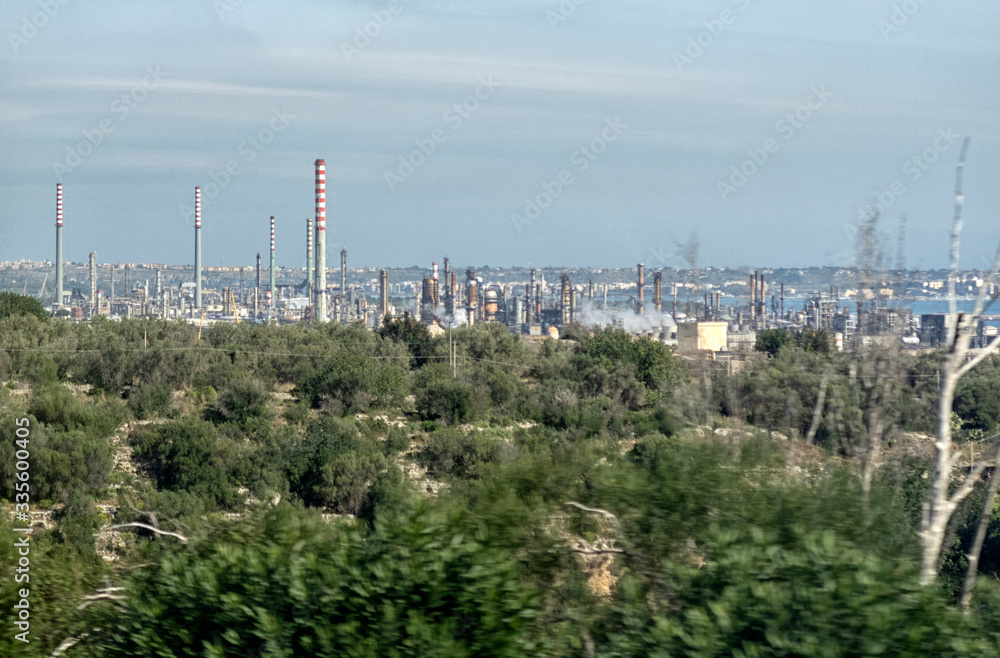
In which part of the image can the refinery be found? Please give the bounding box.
[19,157,996,363]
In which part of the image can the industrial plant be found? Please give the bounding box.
[36,158,999,360]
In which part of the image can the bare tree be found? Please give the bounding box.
[961,438,1000,610]
[919,137,1000,585]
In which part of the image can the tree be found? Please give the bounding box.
[920,138,1000,589]
[0,292,46,322]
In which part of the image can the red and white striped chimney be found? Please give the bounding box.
[315,159,327,320]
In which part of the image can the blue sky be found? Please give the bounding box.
[1,0,998,270]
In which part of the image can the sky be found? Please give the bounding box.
[0,0,998,271]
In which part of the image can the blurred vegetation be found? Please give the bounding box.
[1,312,1000,655]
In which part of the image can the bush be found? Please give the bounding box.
[95,504,538,657]
[131,419,242,509]
[415,364,477,424]
[126,382,173,420]
[599,528,983,656]
[208,378,270,425]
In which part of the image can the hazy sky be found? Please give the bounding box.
[1,0,998,271]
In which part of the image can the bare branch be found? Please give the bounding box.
[968,242,1000,321]
[947,137,971,320]
[50,632,93,657]
[962,438,1000,610]
[805,370,830,446]
[957,335,1000,379]
[564,502,617,520]
[97,522,188,543]
[78,588,126,610]
[948,451,997,509]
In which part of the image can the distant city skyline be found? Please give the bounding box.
[1,1,998,271]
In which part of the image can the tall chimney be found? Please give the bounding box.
[759,274,766,319]
[55,184,64,307]
[255,252,261,297]
[780,283,785,318]
[155,269,162,300]
[588,279,594,302]
[672,282,678,319]
[270,215,276,309]
[195,186,202,308]
[653,271,663,312]
[750,272,756,319]
[529,268,536,324]
[560,273,571,325]
[314,159,327,321]
[637,263,645,314]
[443,257,451,313]
[340,248,348,323]
[379,268,389,321]
[89,251,97,316]
[306,217,314,300]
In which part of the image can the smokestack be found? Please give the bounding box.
[588,279,594,302]
[560,273,571,325]
[637,263,645,314]
[270,216,276,309]
[536,283,542,321]
[306,217,313,299]
[195,187,202,308]
[55,184,64,307]
[340,248,348,323]
[759,274,766,319]
[380,268,388,321]
[89,252,97,316]
[570,289,577,324]
[443,257,451,313]
[750,272,756,319]
[653,271,663,312]
[255,252,261,298]
[314,159,327,322]
[529,268,536,324]
[155,269,162,304]
[672,282,677,319]
[780,283,785,318]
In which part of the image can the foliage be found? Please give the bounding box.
[0,291,46,322]
[93,504,539,657]
[599,528,984,657]
[131,418,243,509]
